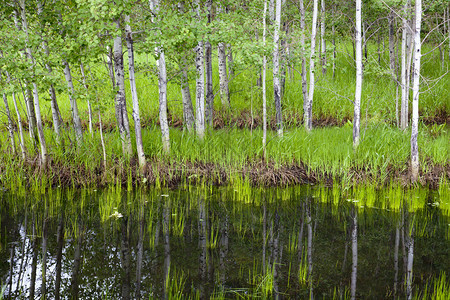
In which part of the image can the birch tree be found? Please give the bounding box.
[353,0,363,149]
[411,0,422,183]
[273,0,283,137]
[320,0,327,75]
[305,0,319,131]
[205,0,214,124]
[217,5,230,109]
[299,0,308,115]
[113,17,133,157]
[125,15,146,170]
[19,0,47,166]
[401,0,413,130]
[262,0,268,154]
[195,1,205,139]
[150,0,170,152]
[62,60,83,145]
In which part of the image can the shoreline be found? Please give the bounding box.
[2,156,448,190]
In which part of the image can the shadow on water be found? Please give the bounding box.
[0,185,449,299]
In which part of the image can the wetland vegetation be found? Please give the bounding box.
[0,0,449,298]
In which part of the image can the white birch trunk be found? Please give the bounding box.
[80,63,93,136]
[273,0,283,137]
[113,19,133,157]
[411,0,422,183]
[10,82,26,160]
[157,51,170,153]
[389,12,396,78]
[37,1,63,143]
[125,15,147,169]
[401,1,413,130]
[195,40,206,139]
[2,91,16,154]
[151,0,170,153]
[353,0,363,149]
[180,64,195,132]
[19,0,47,166]
[205,1,214,124]
[262,0,268,153]
[218,42,230,108]
[305,0,319,131]
[99,112,107,172]
[299,0,308,115]
[62,60,83,145]
[320,0,326,75]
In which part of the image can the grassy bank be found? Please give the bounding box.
[0,123,448,190]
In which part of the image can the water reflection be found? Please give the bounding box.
[0,186,448,299]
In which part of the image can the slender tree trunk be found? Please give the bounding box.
[180,61,195,131]
[320,0,327,75]
[305,0,319,131]
[80,63,93,136]
[401,0,413,130]
[299,0,309,116]
[12,90,26,159]
[151,0,171,152]
[389,12,396,77]
[227,45,234,79]
[205,0,214,124]
[273,0,283,137]
[353,0,363,149]
[262,0,268,154]
[105,46,116,89]
[99,112,107,172]
[1,88,16,154]
[19,0,47,166]
[63,60,84,145]
[195,7,206,140]
[411,0,422,183]
[218,42,230,109]
[37,1,63,143]
[125,15,147,169]
[113,18,133,157]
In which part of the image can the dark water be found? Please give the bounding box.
[0,186,449,299]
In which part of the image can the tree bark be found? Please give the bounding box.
[411,0,422,183]
[305,0,319,131]
[125,15,147,169]
[80,63,93,136]
[63,60,84,145]
[299,0,309,117]
[180,61,195,132]
[1,83,16,154]
[19,0,47,166]
[273,0,283,137]
[205,0,214,124]
[113,18,133,157]
[194,1,206,141]
[320,0,327,75]
[401,0,413,130]
[218,42,230,109]
[262,0,268,154]
[353,0,363,149]
[151,0,171,152]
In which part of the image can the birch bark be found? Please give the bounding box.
[299,0,308,115]
[195,1,205,139]
[273,0,283,137]
[63,60,83,145]
[411,0,422,183]
[150,0,170,153]
[125,15,146,169]
[305,0,319,131]
[320,0,326,75]
[205,0,214,124]
[353,0,363,149]
[180,62,195,132]
[37,1,63,143]
[80,63,93,136]
[113,18,133,157]
[19,0,47,166]
[262,0,268,153]
[218,42,230,108]
[401,0,413,130]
